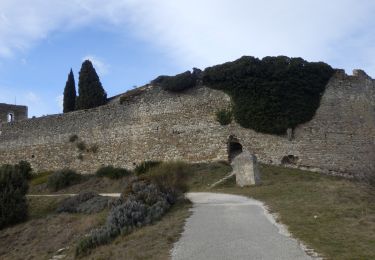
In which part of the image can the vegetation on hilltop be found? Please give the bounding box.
[152,68,202,92]
[154,56,334,134]
[203,56,335,134]
[76,60,107,110]
[63,69,76,113]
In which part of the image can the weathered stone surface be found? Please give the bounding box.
[0,70,374,178]
[0,103,27,124]
[232,151,261,186]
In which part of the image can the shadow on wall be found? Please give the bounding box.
[228,135,243,162]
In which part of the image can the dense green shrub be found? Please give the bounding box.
[95,166,132,179]
[0,164,29,229]
[17,160,33,180]
[203,56,335,134]
[56,191,109,214]
[157,71,197,92]
[134,161,161,175]
[215,108,233,125]
[47,169,82,191]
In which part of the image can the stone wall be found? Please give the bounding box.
[0,103,28,124]
[0,70,373,177]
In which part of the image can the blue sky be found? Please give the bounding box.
[1,0,375,117]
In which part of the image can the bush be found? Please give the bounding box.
[75,180,171,256]
[56,191,109,214]
[134,161,161,175]
[144,162,189,204]
[216,108,233,125]
[203,56,335,134]
[75,162,189,256]
[0,164,29,229]
[157,71,197,92]
[95,166,132,179]
[17,160,33,180]
[47,169,82,191]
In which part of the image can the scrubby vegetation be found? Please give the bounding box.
[134,161,161,176]
[56,191,109,214]
[95,166,132,179]
[47,169,82,191]
[153,70,199,92]
[203,56,335,134]
[0,164,29,229]
[215,108,233,125]
[75,162,189,256]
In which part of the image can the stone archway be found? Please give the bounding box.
[7,112,14,122]
[228,135,243,162]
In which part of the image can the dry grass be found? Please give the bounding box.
[187,163,375,260]
[0,211,106,260]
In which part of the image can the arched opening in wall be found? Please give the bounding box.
[281,155,299,165]
[228,135,243,162]
[7,112,14,122]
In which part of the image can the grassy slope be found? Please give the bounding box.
[4,162,374,259]
[187,162,375,260]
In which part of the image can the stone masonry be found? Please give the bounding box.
[0,103,28,125]
[0,70,374,177]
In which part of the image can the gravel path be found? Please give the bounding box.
[172,192,315,260]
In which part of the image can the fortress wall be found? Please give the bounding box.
[0,86,230,173]
[0,70,374,176]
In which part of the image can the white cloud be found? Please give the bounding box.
[82,55,110,76]
[0,1,375,74]
[25,91,39,103]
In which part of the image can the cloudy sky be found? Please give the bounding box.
[1,0,375,117]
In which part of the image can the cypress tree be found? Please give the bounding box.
[63,69,76,113]
[76,60,107,110]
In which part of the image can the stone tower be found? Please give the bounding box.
[0,103,28,124]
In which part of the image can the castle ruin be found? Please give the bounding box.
[0,69,374,178]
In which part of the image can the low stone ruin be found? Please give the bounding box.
[232,150,261,187]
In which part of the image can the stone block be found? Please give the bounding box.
[231,150,261,187]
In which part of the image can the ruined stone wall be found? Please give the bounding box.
[0,70,373,176]
[0,103,28,124]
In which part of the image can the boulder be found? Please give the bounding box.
[231,150,261,187]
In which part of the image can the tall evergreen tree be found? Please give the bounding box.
[63,69,76,113]
[76,60,107,110]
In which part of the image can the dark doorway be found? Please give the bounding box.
[228,135,243,162]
